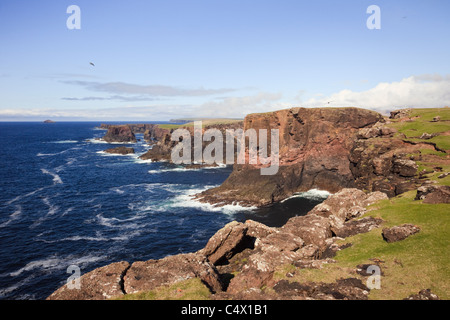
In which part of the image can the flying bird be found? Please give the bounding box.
[90,62,95,67]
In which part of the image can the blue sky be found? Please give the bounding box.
[0,0,449,121]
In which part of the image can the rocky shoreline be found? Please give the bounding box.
[48,187,444,300]
[47,188,384,300]
[51,107,447,300]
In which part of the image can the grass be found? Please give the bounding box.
[387,108,450,151]
[157,119,243,130]
[273,191,450,300]
[116,278,211,300]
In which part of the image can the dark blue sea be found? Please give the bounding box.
[0,122,328,300]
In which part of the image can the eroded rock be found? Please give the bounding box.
[382,224,421,243]
[123,253,222,294]
[47,261,130,300]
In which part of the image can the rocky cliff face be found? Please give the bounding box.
[139,121,244,163]
[102,125,137,143]
[47,188,390,300]
[196,107,383,207]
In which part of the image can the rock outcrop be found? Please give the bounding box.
[196,107,383,207]
[104,146,135,155]
[47,188,388,300]
[415,184,450,204]
[382,224,421,243]
[139,121,244,163]
[47,261,130,300]
[102,125,137,143]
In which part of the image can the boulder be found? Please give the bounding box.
[415,185,450,204]
[123,253,222,294]
[308,188,369,223]
[432,116,441,122]
[382,224,421,243]
[392,159,418,177]
[332,217,384,238]
[390,109,412,119]
[199,221,251,265]
[255,232,304,253]
[404,289,440,300]
[363,191,389,206]
[281,214,332,247]
[244,219,277,239]
[47,261,130,300]
[104,146,135,155]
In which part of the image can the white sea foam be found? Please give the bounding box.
[49,140,78,144]
[280,189,331,203]
[41,169,63,185]
[0,205,22,228]
[133,157,153,164]
[6,187,47,205]
[95,213,143,229]
[148,163,227,174]
[42,197,59,216]
[88,138,135,145]
[9,254,107,277]
[168,185,257,215]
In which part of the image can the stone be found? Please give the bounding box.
[432,116,441,122]
[281,214,332,247]
[255,232,304,252]
[382,224,421,243]
[199,221,250,265]
[404,289,440,300]
[104,146,135,155]
[390,108,412,119]
[415,185,450,204]
[123,253,222,295]
[392,159,418,177]
[332,217,384,238]
[362,191,389,207]
[47,261,130,300]
[419,132,433,140]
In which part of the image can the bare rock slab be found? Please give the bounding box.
[382,224,421,243]
[123,253,222,295]
[47,261,130,300]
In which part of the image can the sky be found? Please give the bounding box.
[0,0,449,121]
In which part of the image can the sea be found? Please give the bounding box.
[0,122,329,300]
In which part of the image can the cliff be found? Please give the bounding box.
[196,107,383,207]
[102,125,137,143]
[47,186,448,300]
[46,107,450,301]
[139,120,244,162]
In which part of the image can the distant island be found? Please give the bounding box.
[43,120,55,123]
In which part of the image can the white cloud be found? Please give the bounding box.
[62,81,238,97]
[194,92,283,118]
[304,75,450,111]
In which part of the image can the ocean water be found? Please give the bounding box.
[0,122,328,300]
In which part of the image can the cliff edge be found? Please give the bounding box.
[196,107,383,207]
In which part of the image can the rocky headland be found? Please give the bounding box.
[47,107,449,300]
[102,125,137,143]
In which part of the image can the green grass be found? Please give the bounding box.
[116,278,211,300]
[387,108,450,151]
[274,191,450,300]
[157,119,243,130]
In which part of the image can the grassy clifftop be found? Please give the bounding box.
[274,190,449,300]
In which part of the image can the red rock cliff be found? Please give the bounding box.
[196,107,383,206]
